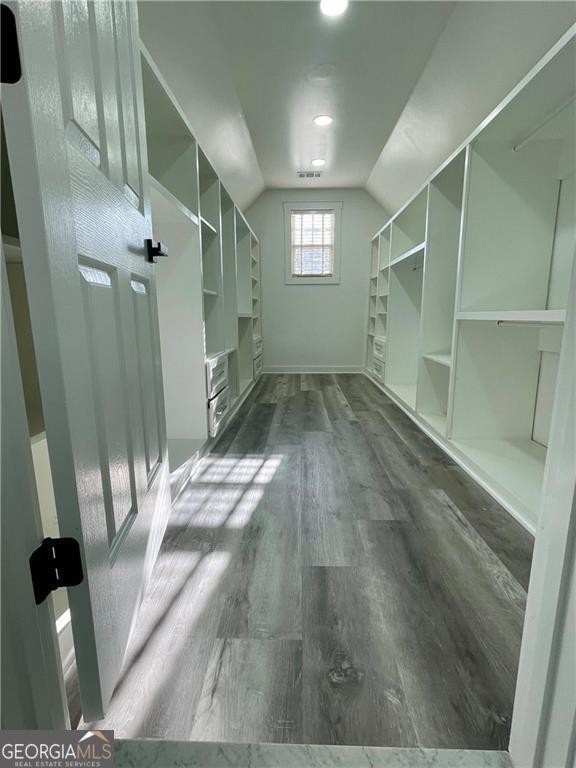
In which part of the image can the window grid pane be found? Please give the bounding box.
[291,210,335,277]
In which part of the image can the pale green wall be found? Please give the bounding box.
[247,188,387,372]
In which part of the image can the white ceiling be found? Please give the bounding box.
[139,2,576,214]
[139,1,452,209]
[208,1,453,191]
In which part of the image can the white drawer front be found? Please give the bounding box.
[253,335,263,358]
[372,359,384,381]
[253,354,263,379]
[373,337,386,361]
[206,353,229,399]
[208,386,230,437]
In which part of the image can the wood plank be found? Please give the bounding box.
[228,402,277,454]
[191,639,303,743]
[426,464,534,590]
[302,565,417,746]
[358,512,525,749]
[218,447,302,638]
[330,419,410,520]
[89,374,532,748]
[321,382,358,422]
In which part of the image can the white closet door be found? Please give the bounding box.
[3,0,170,719]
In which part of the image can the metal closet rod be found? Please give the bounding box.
[496,320,564,327]
[512,96,575,152]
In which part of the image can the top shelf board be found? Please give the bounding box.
[457,309,566,324]
[390,242,426,267]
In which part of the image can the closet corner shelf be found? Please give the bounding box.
[200,216,218,235]
[367,330,375,337]
[203,288,219,297]
[390,241,425,267]
[238,312,252,319]
[420,412,448,435]
[423,353,451,368]
[452,437,546,523]
[387,383,417,411]
[147,173,198,225]
[239,377,253,396]
[456,309,566,325]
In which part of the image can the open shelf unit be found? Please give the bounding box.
[198,149,221,234]
[251,234,263,362]
[364,34,576,533]
[140,41,261,470]
[141,54,198,216]
[148,177,207,472]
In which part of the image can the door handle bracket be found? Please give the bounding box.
[145,239,169,263]
[29,537,84,605]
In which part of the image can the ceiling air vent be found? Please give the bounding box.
[297,170,323,179]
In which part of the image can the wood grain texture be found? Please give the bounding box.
[190,639,303,743]
[88,374,533,747]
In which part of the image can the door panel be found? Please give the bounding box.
[111,0,141,202]
[131,277,163,483]
[78,263,136,545]
[57,0,101,153]
[3,0,170,719]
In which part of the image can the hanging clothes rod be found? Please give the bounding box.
[512,96,575,152]
[496,320,564,327]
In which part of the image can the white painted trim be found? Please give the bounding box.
[57,610,76,679]
[371,25,576,239]
[508,252,576,767]
[363,371,536,535]
[264,365,364,374]
[283,201,343,285]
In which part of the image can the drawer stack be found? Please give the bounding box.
[206,352,230,436]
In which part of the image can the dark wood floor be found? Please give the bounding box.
[89,374,534,748]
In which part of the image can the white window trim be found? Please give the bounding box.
[283,201,343,285]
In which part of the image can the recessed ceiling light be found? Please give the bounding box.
[312,158,326,167]
[314,115,333,126]
[320,0,348,17]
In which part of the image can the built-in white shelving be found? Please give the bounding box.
[364,34,576,534]
[141,41,261,473]
[456,310,566,324]
[422,353,451,368]
[390,241,426,267]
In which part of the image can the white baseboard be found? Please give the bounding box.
[263,364,363,374]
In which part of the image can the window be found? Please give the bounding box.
[283,201,342,284]
[291,210,335,277]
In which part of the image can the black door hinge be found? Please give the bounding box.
[29,537,84,605]
[1,5,22,84]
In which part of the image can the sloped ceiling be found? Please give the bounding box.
[139,1,576,215]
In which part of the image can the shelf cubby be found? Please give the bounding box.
[201,218,224,357]
[420,152,464,359]
[149,181,207,471]
[450,320,559,524]
[417,357,450,436]
[221,187,238,352]
[141,56,198,215]
[459,41,575,313]
[379,228,391,270]
[238,316,254,395]
[385,254,424,410]
[236,212,252,317]
[390,190,427,263]
[198,149,221,233]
